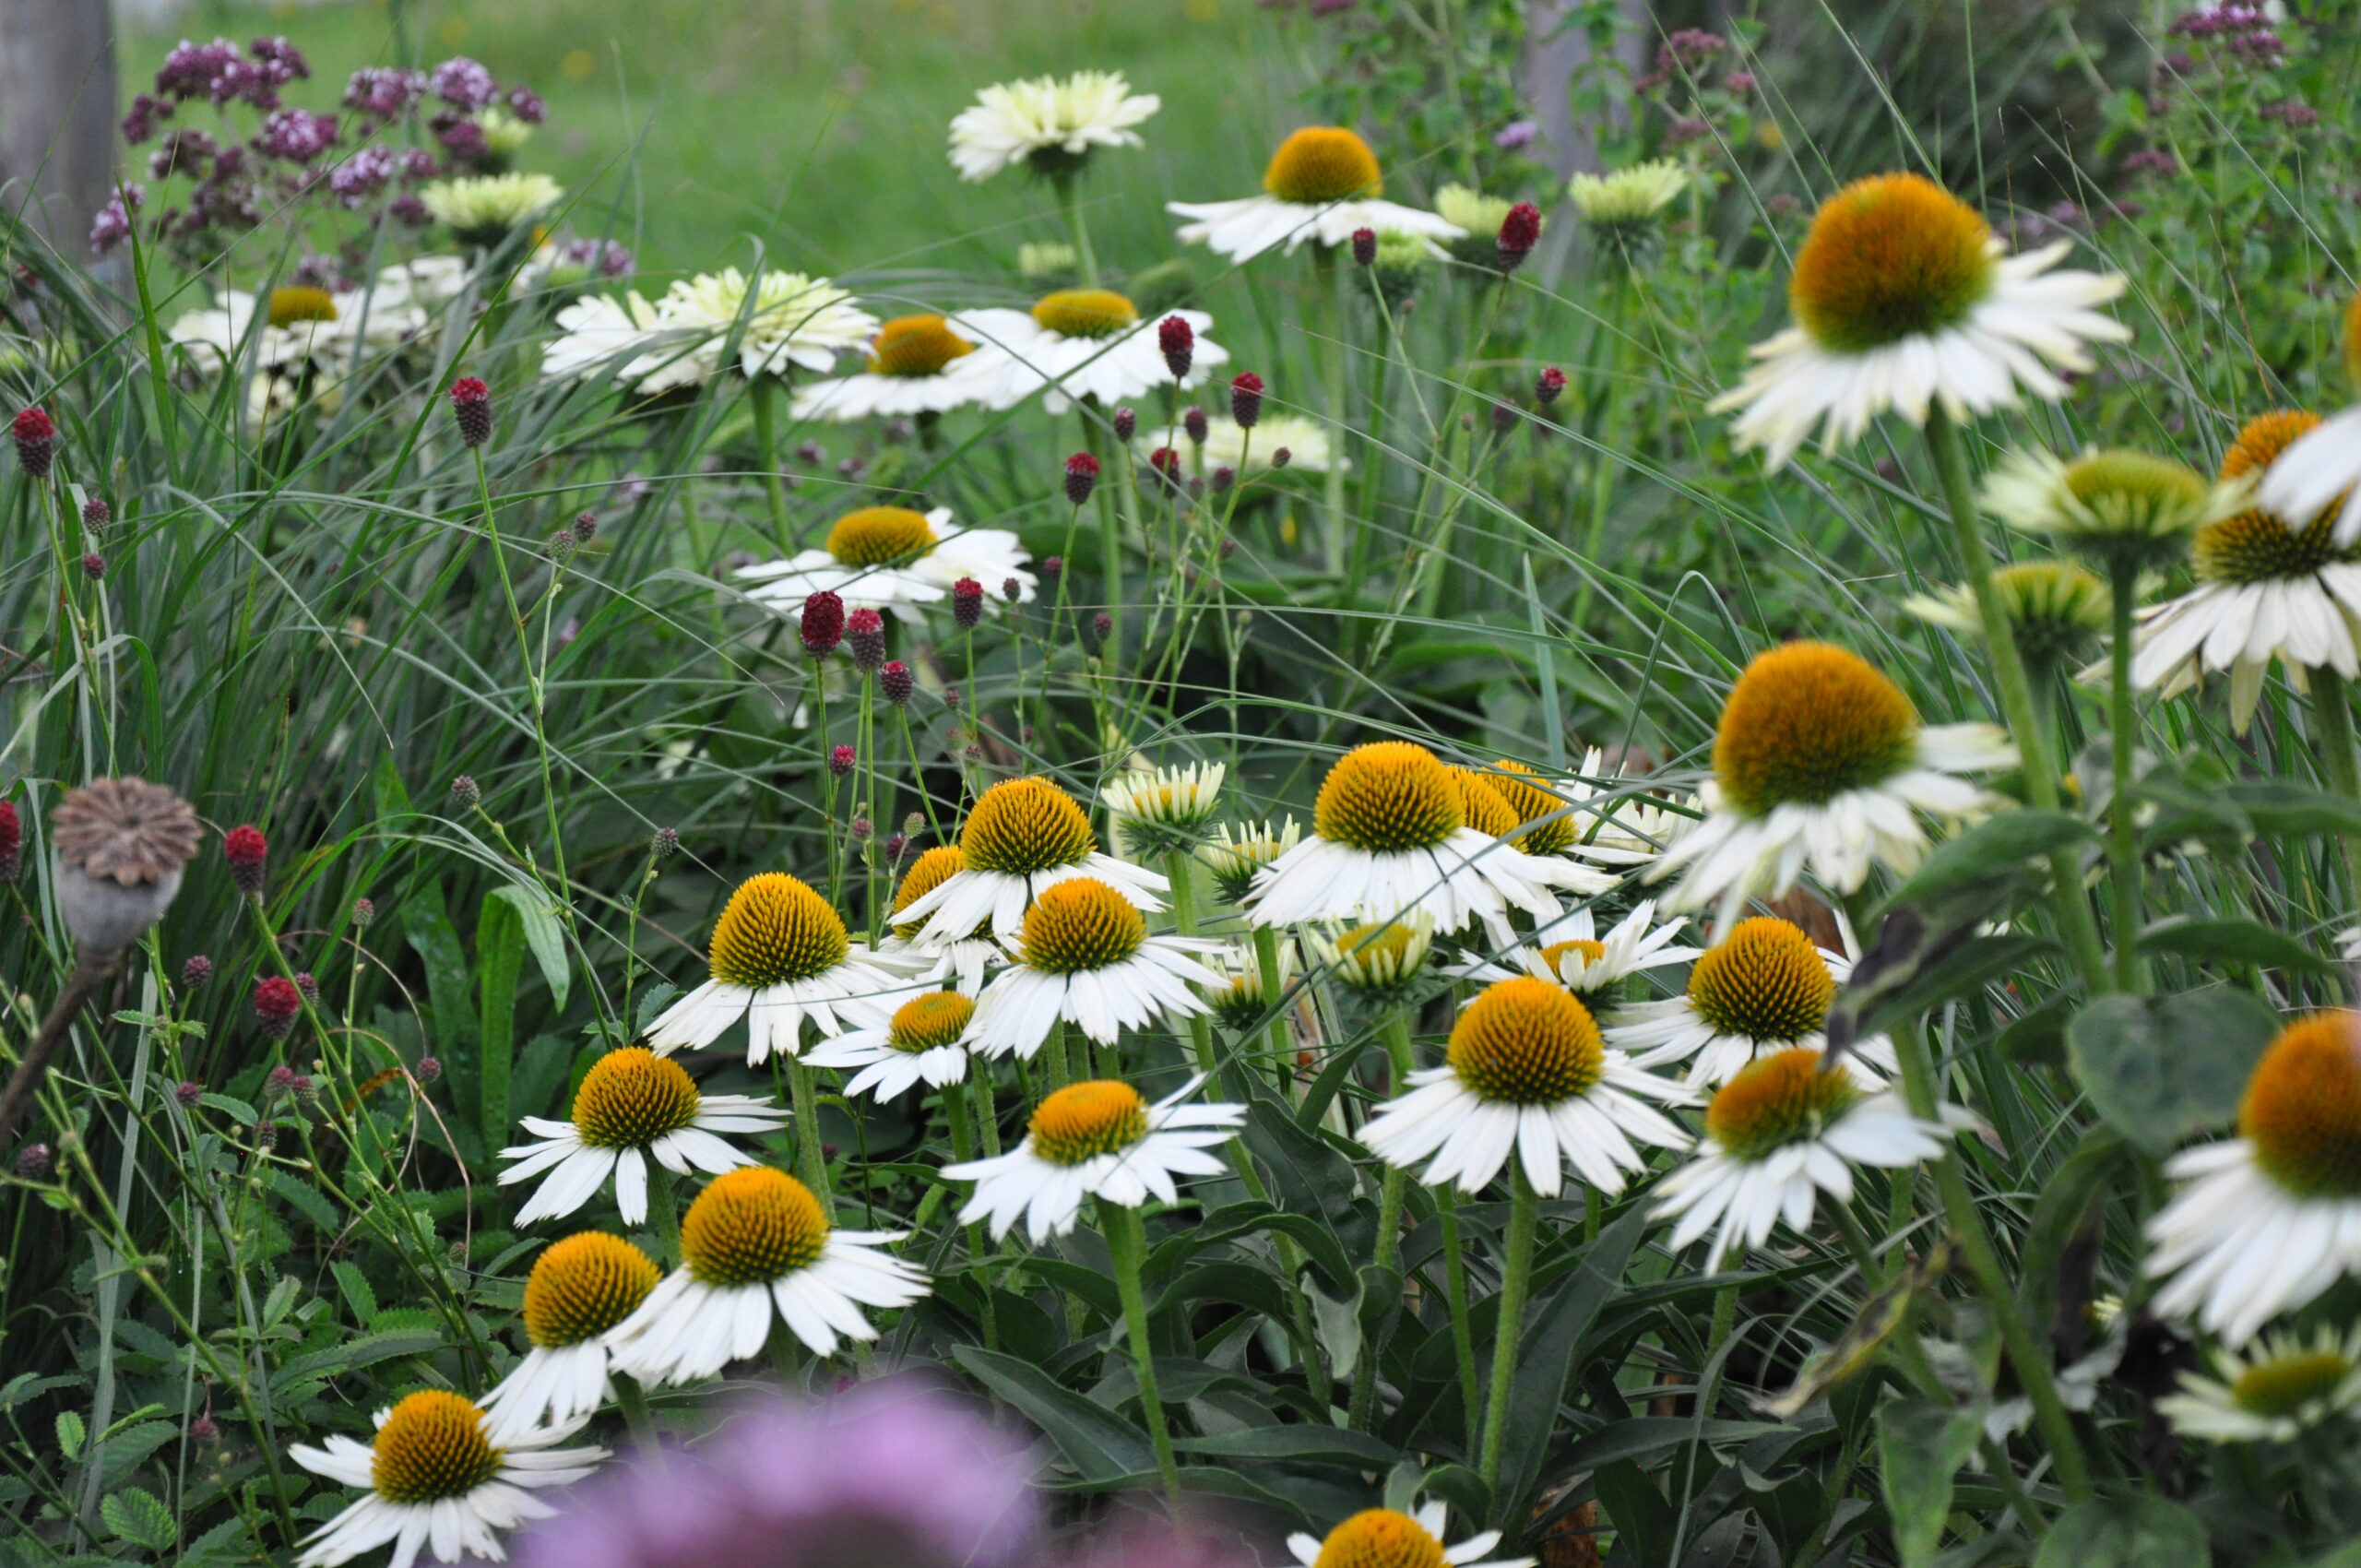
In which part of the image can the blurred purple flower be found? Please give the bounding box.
[1492,119,1537,151]
[343,66,426,119]
[513,1382,1037,1568]
[89,186,143,253]
[508,86,549,124]
[255,108,338,162]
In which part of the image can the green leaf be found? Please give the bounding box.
[478,889,528,1156]
[953,1346,1152,1484]
[331,1262,377,1327]
[277,1330,442,1384]
[2226,778,2361,837]
[1884,810,2093,907]
[2066,988,2279,1155]
[1496,1203,1651,1521]
[2031,1497,2210,1568]
[101,1486,176,1550]
[1877,1397,1981,1568]
[2139,916,2333,974]
[491,883,571,1011]
[1174,1426,1401,1467]
[54,1410,84,1460]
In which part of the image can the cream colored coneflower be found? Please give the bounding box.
[802,991,981,1103]
[1143,410,1338,476]
[1447,900,1698,998]
[1650,642,2012,930]
[968,877,1222,1058]
[2158,1325,2361,1443]
[876,846,1004,996]
[1103,760,1226,858]
[734,504,1036,619]
[658,267,879,380]
[1568,160,1689,230]
[1606,914,1899,1088]
[479,1233,661,1440]
[947,70,1161,184]
[1195,818,1301,906]
[1903,560,2115,677]
[1313,913,1438,998]
[1709,172,2130,469]
[498,1047,785,1225]
[2258,286,2361,546]
[1169,127,1464,263]
[943,1076,1244,1243]
[790,314,987,421]
[946,291,1226,413]
[893,777,1169,945]
[1981,447,2247,570]
[538,290,699,393]
[421,172,563,249]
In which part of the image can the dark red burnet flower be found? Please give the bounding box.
[1064,452,1099,506]
[1230,372,1264,429]
[846,608,887,671]
[82,496,111,531]
[1536,366,1567,406]
[1158,315,1193,380]
[1147,447,1185,493]
[13,408,56,480]
[1181,407,1207,445]
[879,660,914,706]
[828,744,857,778]
[1040,556,1062,588]
[181,954,212,987]
[1111,407,1136,442]
[951,577,985,631]
[1497,202,1542,272]
[0,800,18,885]
[174,1079,203,1107]
[254,976,303,1039]
[1350,227,1378,267]
[293,971,319,1005]
[1001,576,1023,604]
[81,554,105,581]
[447,377,492,447]
[223,823,268,896]
[801,589,845,657]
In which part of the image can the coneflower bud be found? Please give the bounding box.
[880,660,914,706]
[447,377,492,446]
[81,497,110,531]
[1497,202,1542,271]
[1230,372,1264,429]
[801,589,845,657]
[266,1064,299,1099]
[15,1143,52,1179]
[223,825,268,896]
[1211,465,1236,493]
[829,744,857,778]
[81,553,105,581]
[174,1079,202,1107]
[255,977,302,1039]
[0,800,18,885]
[951,577,985,630]
[1272,446,1293,469]
[846,607,886,671]
[1064,452,1099,506]
[1112,407,1136,442]
[572,510,599,542]
[181,955,211,987]
[651,826,679,856]
[1350,227,1378,267]
[12,408,55,480]
[415,1056,443,1084]
[1183,407,1208,445]
[1536,366,1566,405]
[351,897,375,927]
[449,774,481,809]
[1158,315,1193,380]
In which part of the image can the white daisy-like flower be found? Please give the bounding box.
[369,255,473,312]
[646,873,917,1066]
[943,1075,1244,1243]
[1651,1048,1959,1266]
[733,505,1036,620]
[1560,747,1704,867]
[1244,742,1618,949]
[1359,976,1691,1197]
[2157,1324,2361,1443]
[1287,1503,1535,1568]
[945,291,1225,414]
[1568,159,1690,228]
[1980,446,2248,569]
[290,1391,603,1568]
[877,845,1008,996]
[802,991,979,1103]
[1707,172,2129,471]
[497,1047,785,1226]
[892,776,1169,946]
[947,69,1160,183]
[605,1166,930,1382]
[1475,756,1663,868]
[1194,817,1301,906]
[969,877,1222,1058]
[1103,759,1225,858]
[479,1233,661,1442]
[1203,939,1295,1032]
[1605,914,1901,1090]
[1448,900,1699,998]
[658,267,879,380]
[2149,1013,2361,1346]
[539,291,710,394]
[2257,289,2361,545]
[1314,913,1437,999]
[1145,410,1337,476]
[1902,560,2116,676]
[1168,126,1464,263]
[168,286,345,375]
[2128,411,2361,734]
[421,172,564,249]
[789,313,989,421]
[1649,641,2012,933]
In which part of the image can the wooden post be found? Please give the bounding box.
[0,0,120,258]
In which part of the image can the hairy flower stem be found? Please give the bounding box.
[2107,559,2146,992]
[1101,1200,1182,1508]
[789,1062,832,1218]
[750,376,793,552]
[1922,412,2107,992]
[1435,1187,1482,1449]
[2308,669,2361,901]
[1477,1167,1539,1487]
[647,1165,681,1266]
[1348,1011,1419,1429]
[1054,172,1099,289]
[1163,852,1224,1089]
[1251,924,1293,1095]
[611,1372,665,1466]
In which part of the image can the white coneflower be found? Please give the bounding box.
[1194,818,1301,906]
[1287,1505,1534,1568]
[645,873,914,1065]
[1568,160,1689,231]
[892,777,1168,946]
[1447,900,1698,998]
[479,1233,661,1441]
[876,846,1005,996]
[968,877,1222,1059]
[2149,1012,2361,1346]
[1169,127,1464,263]
[1245,742,1616,947]
[2257,287,2361,545]
[1477,757,1652,867]
[943,1076,1243,1243]
[1560,747,1702,867]
[168,286,346,376]
[1103,760,1225,858]
[1650,641,2012,932]
[538,291,705,394]
[947,70,1160,183]
[1358,976,1691,1196]
[1313,913,1438,998]
[1902,560,2116,677]
[733,505,1036,619]
[2129,412,2361,733]
[1651,1048,1957,1265]
[290,1392,603,1568]
[1144,410,1338,476]
[604,1166,928,1382]
[498,1048,785,1226]
[1605,915,1900,1089]
[658,267,879,380]
[789,314,988,421]
[2158,1325,2361,1443]
[1980,446,2247,571]
[1708,172,2129,470]
[802,991,980,1103]
[421,172,564,249]
[946,291,1225,413]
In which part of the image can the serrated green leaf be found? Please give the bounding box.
[277,1330,442,1384]
[54,1410,84,1459]
[1878,1397,1982,1568]
[101,1486,176,1550]
[332,1262,377,1326]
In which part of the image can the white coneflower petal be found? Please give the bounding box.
[947,70,1161,183]
[498,1048,785,1225]
[480,1233,661,1441]
[894,777,1169,946]
[943,1076,1245,1243]
[1169,127,1463,264]
[945,292,1227,414]
[733,504,1035,620]
[1285,1503,1535,1568]
[2158,1324,2361,1443]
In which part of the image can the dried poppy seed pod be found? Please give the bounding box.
[50,778,200,956]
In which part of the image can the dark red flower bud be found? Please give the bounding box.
[1064,452,1099,506]
[884,830,910,863]
[1497,202,1542,271]
[223,824,268,896]
[1001,576,1023,604]
[1041,556,1063,586]
[1111,407,1136,442]
[293,971,319,1005]
[15,1143,52,1179]
[255,977,302,1038]
[880,660,914,706]
[1183,406,1208,445]
[846,607,886,671]
[81,497,111,531]
[174,1079,202,1107]
[1272,446,1293,469]
[1091,611,1113,640]
[181,955,212,988]
[447,377,492,446]
[415,1056,443,1084]
[651,826,680,857]
[951,577,985,631]
[829,744,856,778]
[1211,465,1236,493]
[80,553,105,581]
[1147,447,1183,493]
[1350,227,1378,267]
[1158,315,1193,380]
[266,1064,298,1098]
[190,1416,219,1442]
[572,510,599,541]
[801,589,845,657]
[849,815,872,841]
[0,801,18,885]
[352,897,376,927]
[450,774,481,809]
[1230,372,1264,429]
[943,684,963,709]
[12,408,55,480]
[1536,366,1567,406]
[1490,401,1519,433]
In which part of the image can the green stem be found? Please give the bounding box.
[2308,667,2361,902]
[1318,248,1350,577]
[1163,851,1224,1087]
[647,1165,681,1267]
[2107,558,2144,992]
[611,1372,665,1466]
[1056,172,1100,289]
[1250,924,1293,1096]
[789,1061,832,1217]
[1347,1011,1419,1429]
[1437,1187,1482,1453]
[750,375,793,552]
[1477,1168,1538,1486]
[1102,1200,1182,1508]
[1922,411,2107,991]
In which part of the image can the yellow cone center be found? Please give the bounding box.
[2232,1349,2356,1418]
[1714,641,1920,816]
[1264,127,1384,205]
[1028,1080,1149,1165]
[1312,1509,1447,1568]
[1017,876,1146,973]
[1705,1047,1863,1160]
[707,873,850,989]
[961,777,1097,875]
[892,846,977,941]
[681,1166,830,1286]
[1030,289,1139,339]
[2198,412,2351,584]
[2239,1013,2361,1199]
[268,286,338,327]
[1451,768,1519,838]
[826,505,937,568]
[522,1232,661,1348]
[1789,172,1998,354]
[1688,917,1835,1044]
[371,1390,504,1504]
[1489,759,1577,855]
[1315,742,1464,853]
[1447,976,1607,1105]
[889,991,975,1052]
[570,1048,703,1148]
[867,314,975,378]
